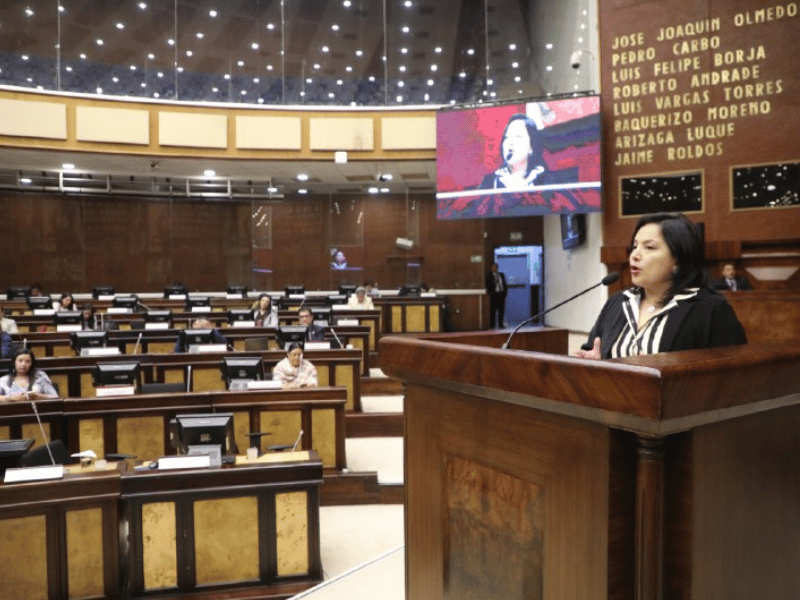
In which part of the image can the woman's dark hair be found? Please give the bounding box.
[499,113,546,177]
[60,292,74,304]
[630,212,709,304]
[10,347,39,380]
[286,342,303,354]
[80,303,96,327]
[257,293,271,308]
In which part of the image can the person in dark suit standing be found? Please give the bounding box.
[485,262,508,329]
[713,263,752,291]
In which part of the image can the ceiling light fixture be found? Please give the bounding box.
[116,23,124,29]
[62,163,75,170]
[204,169,216,177]
[296,173,309,181]
[209,9,217,17]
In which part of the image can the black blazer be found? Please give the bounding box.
[485,271,508,297]
[712,276,752,291]
[582,288,747,358]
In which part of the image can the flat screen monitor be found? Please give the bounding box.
[399,285,421,297]
[227,309,254,324]
[278,326,308,349]
[169,413,236,455]
[220,357,264,388]
[436,96,602,220]
[560,213,587,250]
[164,285,188,298]
[226,285,248,297]
[113,295,139,309]
[71,330,108,351]
[92,286,115,299]
[312,308,332,325]
[6,287,30,300]
[338,284,357,296]
[27,296,53,310]
[54,310,82,325]
[285,285,305,297]
[179,328,213,348]
[145,310,173,324]
[186,296,210,309]
[327,294,347,306]
[92,362,140,388]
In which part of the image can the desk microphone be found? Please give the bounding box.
[186,366,192,392]
[501,272,620,350]
[329,327,344,349]
[137,301,153,311]
[30,400,56,466]
[292,429,304,451]
[132,332,143,355]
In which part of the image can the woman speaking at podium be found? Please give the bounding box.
[576,212,746,359]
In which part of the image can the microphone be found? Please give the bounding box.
[186,365,192,392]
[501,272,620,350]
[292,429,304,451]
[132,332,143,355]
[30,400,56,466]
[329,326,344,349]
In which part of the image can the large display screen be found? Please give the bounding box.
[436,97,602,220]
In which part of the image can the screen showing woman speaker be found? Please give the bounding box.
[436,97,602,220]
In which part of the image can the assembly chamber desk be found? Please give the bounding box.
[0,452,323,600]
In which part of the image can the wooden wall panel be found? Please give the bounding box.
[598,0,800,286]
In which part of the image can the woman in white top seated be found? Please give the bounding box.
[346,286,374,309]
[273,342,318,389]
[251,293,278,327]
[0,347,59,402]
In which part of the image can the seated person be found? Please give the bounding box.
[28,283,43,297]
[172,318,228,352]
[79,304,98,330]
[364,280,380,297]
[0,303,19,334]
[251,293,278,327]
[56,292,75,311]
[298,307,326,341]
[713,262,752,291]
[346,286,374,309]
[0,347,59,401]
[1,330,12,358]
[272,342,318,389]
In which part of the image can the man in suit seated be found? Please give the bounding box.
[298,308,326,341]
[713,262,752,291]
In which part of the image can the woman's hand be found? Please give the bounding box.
[574,337,601,360]
[1,393,29,402]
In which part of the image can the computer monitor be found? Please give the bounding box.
[169,413,236,455]
[277,326,308,349]
[164,284,188,298]
[312,307,332,325]
[399,285,422,297]
[6,286,30,300]
[70,330,108,352]
[338,284,357,296]
[227,309,255,324]
[92,362,140,388]
[220,357,264,389]
[226,285,248,297]
[113,295,139,309]
[327,294,347,306]
[144,310,173,325]
[285,285,305,297]
[92,286,116,299]
[186,296,211,310]
[178,328,214,348]
[54,311,82,326]
[27,296,53,310]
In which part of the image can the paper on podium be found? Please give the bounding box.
[4,465,65,483]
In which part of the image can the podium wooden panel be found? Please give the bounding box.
[380,330,800,600]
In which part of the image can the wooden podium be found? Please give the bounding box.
[379,329,800,600]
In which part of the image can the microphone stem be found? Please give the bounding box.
[501,280,605,349]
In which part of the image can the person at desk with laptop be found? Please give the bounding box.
[0,347,58,402]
